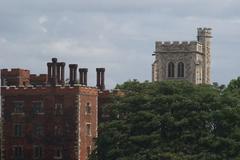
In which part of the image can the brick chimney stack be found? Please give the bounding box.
[96,68,105,91]
[69,64,78,86]
[79,68,88,86]
[60,62,65,84]
[47,58,65,86]
[57,63,61,83]
[47,62,52,83]
[47,58,58,86]
[52,58,58,85]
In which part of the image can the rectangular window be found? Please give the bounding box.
[14,124,23,137]
[33,145,43,159]
[13,101,24,113]
[33,125,44,137]
[13,146,23,158]
[87,146,91,156]
[54,104,63,115]
[54,125,63,136]
[168,62,175,78]
[33,101,44,114]
[54,147,63,159]
[85,102,91,114]
[86,123,91,136]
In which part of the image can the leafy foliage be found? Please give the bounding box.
[90,80,240,160]
[225,77,240,97]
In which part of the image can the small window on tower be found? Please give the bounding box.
[86,123,91,136]
[85,102,91,114]
[87,146,91,157]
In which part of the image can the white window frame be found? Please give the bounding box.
[54,103,63,115]
[13,123,23,137]
[54,147,63,159]
[33,145,43,159]
[32,101,44,114]
[13,101,24,113]
[13,145,23,159]
[33,124,44,137]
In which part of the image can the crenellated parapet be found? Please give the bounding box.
[30,74,48,86]
[155,41,203,53]
[1,68,30,86]
[1,68,30,76]
[1,85,98,96]
[197,27,212,38]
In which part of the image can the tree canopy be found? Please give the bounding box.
[91,79,240,160]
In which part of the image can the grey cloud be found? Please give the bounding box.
[1,0,240,18]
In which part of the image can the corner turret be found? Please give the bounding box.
[197,27,212,84]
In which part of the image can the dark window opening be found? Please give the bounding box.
[13,146,23,158]
[13,101,24,113]
[85,102,91,114]
[168,62,175,78]
[33,145,43,159]
[86,124,91,136]
[54,147,63,159]
[54,125,63,136]
[33,101,44,114]
[54,104,63,115]
[177,62,185,77]
[33,125,44,137]
[14,124,23,137]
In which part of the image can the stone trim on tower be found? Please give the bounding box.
[197,28,212,84]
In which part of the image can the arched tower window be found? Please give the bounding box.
[168,62,175,78]
[177,62,184,77]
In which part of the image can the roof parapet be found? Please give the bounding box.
[155,41,202,53]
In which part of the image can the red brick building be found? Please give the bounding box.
[1,58,106,160]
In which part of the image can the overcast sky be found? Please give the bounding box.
[0,0,240,88]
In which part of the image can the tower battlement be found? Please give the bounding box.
[197,27,212,38]
[155,41,203,53]
[1,68,30,76]
[1,68,30,86]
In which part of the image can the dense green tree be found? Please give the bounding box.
[90,80,240,160]
[225,77,240,97]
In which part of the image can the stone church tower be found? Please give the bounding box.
[152,28,212,84]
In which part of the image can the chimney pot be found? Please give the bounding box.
[79,68,88,85]
[52,58,57,63]
[96,68,105,90]
[69,64,78,86]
